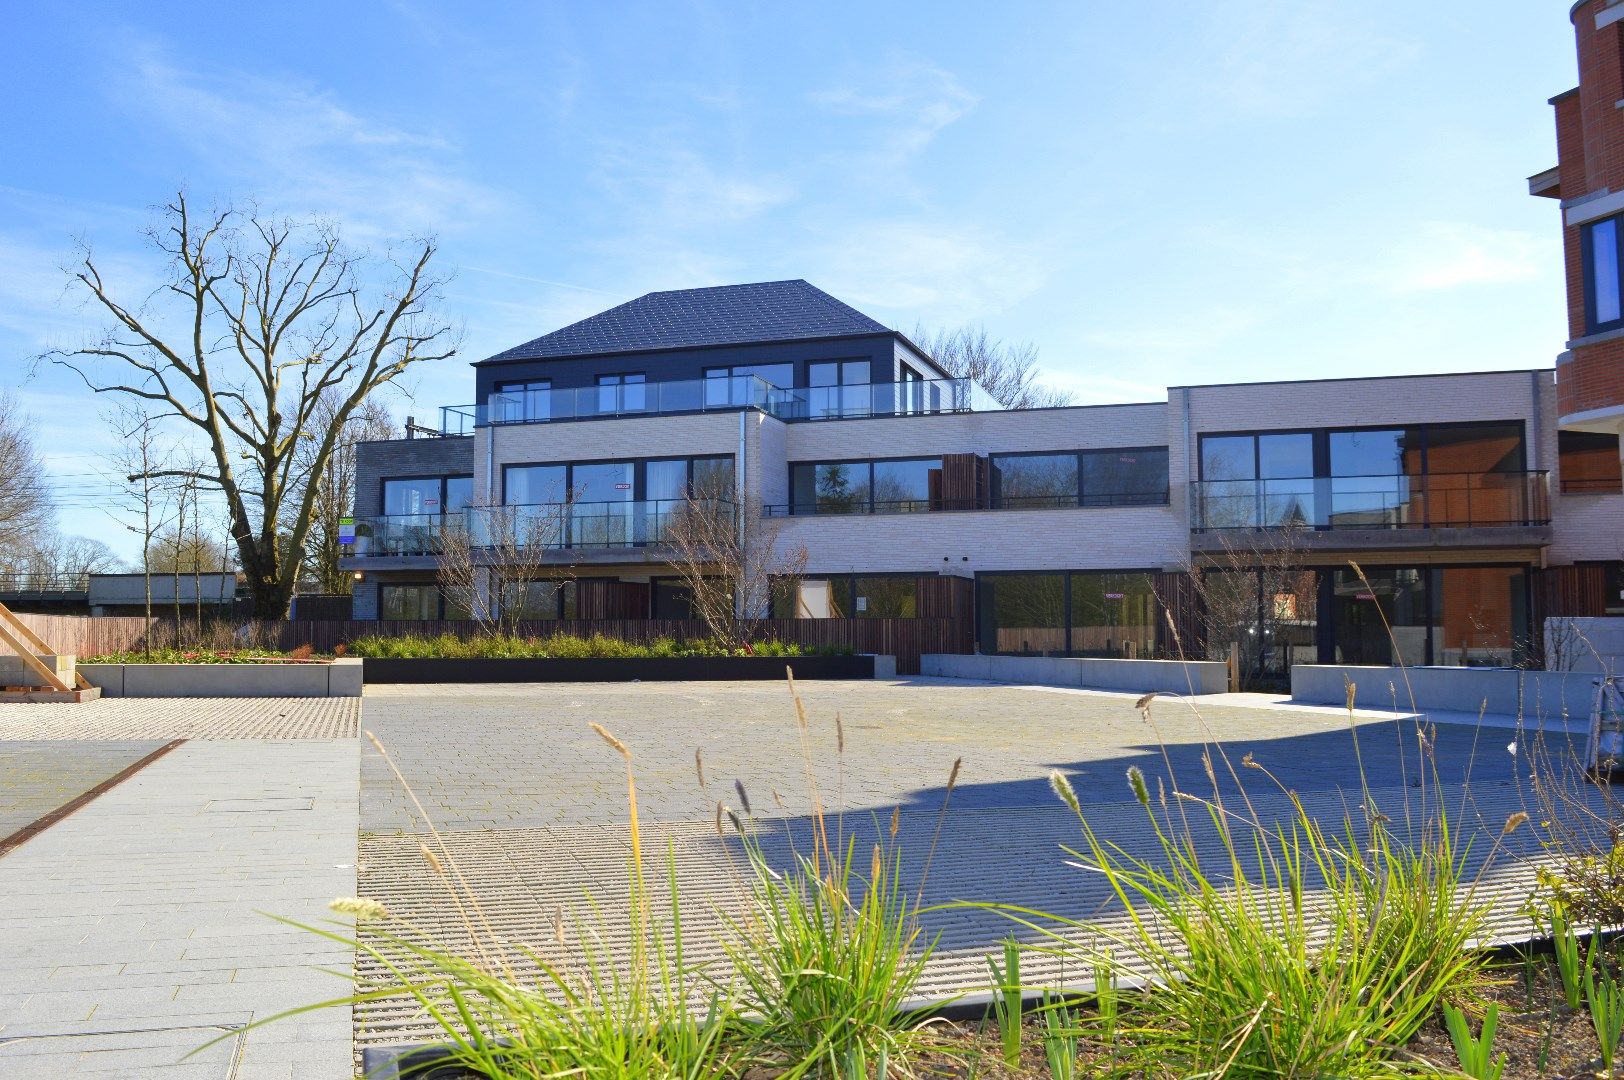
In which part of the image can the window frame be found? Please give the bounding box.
[1583,213,1624,335]
[378,474,474,518]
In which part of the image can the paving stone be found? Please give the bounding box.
[0,697,359,741]
[0,737,358,1077]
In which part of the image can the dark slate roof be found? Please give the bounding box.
[480,279,892,363]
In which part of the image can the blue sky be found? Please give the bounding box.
[0,2,1579,558]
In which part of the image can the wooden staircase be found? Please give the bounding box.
[0,600,100,701]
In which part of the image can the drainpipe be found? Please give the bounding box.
[736,410,748,618]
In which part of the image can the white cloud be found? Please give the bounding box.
[804,220,1045,323]
[1382,222,1544,292]
[594,141,793,230]
[122,51,502,236]
[808,60,978,165]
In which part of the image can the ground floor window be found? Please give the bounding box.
[1203,563,1530,675]
[977,570,1160,657]
[772,574,926,618]
[500,578,577,620]
[379,583,467,620]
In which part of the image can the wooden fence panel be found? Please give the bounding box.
[8,613,973,675]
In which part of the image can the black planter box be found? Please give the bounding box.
[361,654,874,684]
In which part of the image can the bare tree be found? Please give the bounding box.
[0,393,51,566]
[108,403,175,655]
[143,525,232,574]
[22,534,124,583]
[1173,524,1317,692]
[51,193,454,618]
[296,392,397,594]
[663,476,808,647]
[911,323,1074,410]
[435,498,577,635]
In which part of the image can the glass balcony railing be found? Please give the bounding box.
[466,499,735,549]
[353,513,466,556]
[351,500,736,555]
[1190,471,1551,531]
[430,375,998,433]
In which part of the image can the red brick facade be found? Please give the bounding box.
[1545,1,1624,422]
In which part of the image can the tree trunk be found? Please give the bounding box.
[250,577,295,620]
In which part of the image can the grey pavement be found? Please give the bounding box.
[0,741,166,836]
[0,738,359,1079]
[0,697,359,741]
[352,678,1565,1052]
[358,678,1550,832]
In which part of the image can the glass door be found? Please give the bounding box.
[572,462,635,546]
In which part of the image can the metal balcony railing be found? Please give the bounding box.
[1189,470,1551,532]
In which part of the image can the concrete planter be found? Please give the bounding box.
[922,653,1228,695]
[360,654,879,683]
[1290,663,1601,720]
[79,658,363,698]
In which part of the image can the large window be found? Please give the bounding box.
[978,570,1160,656]
[595,373,645,414]
[704,363,794,407]
[1559,430,1623,493]
[380,583,465,621]
[502,456,733,547]
[1585,215,1624,333]
[808,360,871,419]
[990,448,1170,510]
[499,579,576,620]
[790,460,943,514]
[992,453,1077,508]
[1081,448,1170,506]
[1069,572,1158,657]
[382,477,444,517]
[1199,423,1531,530]
[872,459,937,512]
[493,379,551,423]
[1328,565,1527,667]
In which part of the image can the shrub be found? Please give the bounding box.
[341,632,834,660]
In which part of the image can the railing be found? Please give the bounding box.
[439,405,478,435]
[0,572,93,593]
[769,377,999,420]
[1190,470,1551,531]
[355,513,466,556]
[352,501,737,555]
[763,490,1169,516]
[483,375,779,426]
[420,375,999,433]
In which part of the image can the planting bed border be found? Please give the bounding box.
[359,654,880,684]
[78,659,363,698]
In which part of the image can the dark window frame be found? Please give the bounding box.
[1582,213,1624,335]
[988,446,1170,510]
[1196,420,1529,480]
[975,567,1163,657]
[378,473,475,518]
[787,455,943,515]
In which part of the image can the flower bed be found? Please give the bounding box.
[82,647,330,665]
[345,632,848,660]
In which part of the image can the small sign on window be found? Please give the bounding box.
[856,596,868,612]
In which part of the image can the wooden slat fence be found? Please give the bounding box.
[9,614,972,675]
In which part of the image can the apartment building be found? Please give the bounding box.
[342,278,1624,678]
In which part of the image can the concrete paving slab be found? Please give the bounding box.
[0,740,166,836]
[0,739,358,1080]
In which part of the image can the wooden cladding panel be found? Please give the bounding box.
[939,453,987,510]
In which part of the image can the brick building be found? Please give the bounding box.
[342,278,1624,679]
